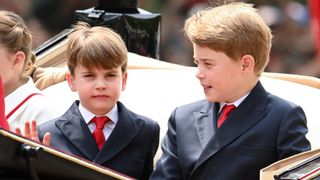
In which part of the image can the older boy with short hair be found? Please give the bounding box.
[151,2,310,180]
[37,22,160,180]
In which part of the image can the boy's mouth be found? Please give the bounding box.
[201,84,212,89]
[92,95,108,98]
[201,85,212,93]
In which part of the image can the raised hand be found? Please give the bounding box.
[15,120,51,146]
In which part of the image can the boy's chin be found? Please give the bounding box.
[206,96,217,102]
[90,106,112,115]
[206,95,223,103]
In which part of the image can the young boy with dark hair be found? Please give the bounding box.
[36,22,160,179]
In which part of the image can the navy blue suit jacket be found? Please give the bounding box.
[150,81,310,180]
[38,101,160,180]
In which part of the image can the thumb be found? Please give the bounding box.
[42,132,51,146]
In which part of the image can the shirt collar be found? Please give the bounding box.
[219,92,250,112]
[79,103,118,125]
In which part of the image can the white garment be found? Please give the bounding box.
[5,77,62,133]
[79,102,118,141]
[219,92,250,112]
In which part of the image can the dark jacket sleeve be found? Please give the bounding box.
[150,108,183,180]
[141,121,160,180]
[276,105,311,159]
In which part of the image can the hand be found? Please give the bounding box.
[15,120,51,146]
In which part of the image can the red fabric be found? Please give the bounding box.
[0,76,9,130]
[91,116,109,150]
[217,104,236,128]
[308,0,320,57]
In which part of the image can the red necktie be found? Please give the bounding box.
[91,116,109,150]
[217,104,236,128]
[0,76,9,130]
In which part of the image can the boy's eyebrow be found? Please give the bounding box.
[79,70,91,73]
[107,69,119,72]
[102,69,120,74]
[194,57,213,62]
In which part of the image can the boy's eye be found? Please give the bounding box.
[108,74,116,77]
[106,72,119,77]
[83,74,94,77]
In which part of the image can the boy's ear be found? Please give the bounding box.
[66,72,77,92]
[12,51,25,68]
[121,72,128,91]
[241,54,255,75]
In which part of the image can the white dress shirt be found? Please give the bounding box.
[219,92,250,113]
[79,103,118,141]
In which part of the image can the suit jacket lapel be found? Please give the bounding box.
[194,102,218,148]
[94,102,145,164]
[193,81,268,171]
[55,101,98,160]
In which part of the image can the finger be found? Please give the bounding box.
[15,128,21,135]
[24,121,31,139]
[30,120,39,142]
[30,120,38,139]
[43,132,51,146]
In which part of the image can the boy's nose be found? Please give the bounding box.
[95,79,107,89]
[196,69,204,79]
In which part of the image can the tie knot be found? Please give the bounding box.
[221,104,236,116]
[92,116,109,129]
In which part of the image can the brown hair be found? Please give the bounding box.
[184,2,272,76]
[67,22,128,75]
[0,10,34,75]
